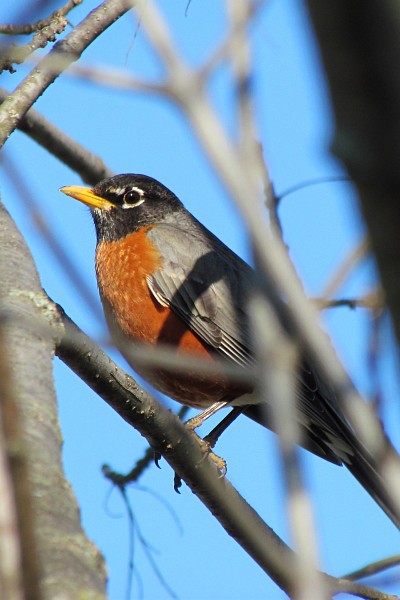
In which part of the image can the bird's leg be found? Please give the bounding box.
[184,400,230,431]
[203,407,244,448]
[184,401,240,477]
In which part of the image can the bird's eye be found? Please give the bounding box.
[122,188,144,207]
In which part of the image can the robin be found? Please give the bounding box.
[61,173,399,527]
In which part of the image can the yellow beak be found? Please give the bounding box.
[59,185,115,210]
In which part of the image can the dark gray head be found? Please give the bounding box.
[61,174,185,242]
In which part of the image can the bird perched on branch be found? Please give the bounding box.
[61,173,400,528]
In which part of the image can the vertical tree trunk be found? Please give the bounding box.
[0,200,107,600]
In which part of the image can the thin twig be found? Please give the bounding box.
[62,61,167,95]
[102,448,155,488]
[276,175,351,203]
[127,495,178,600]
[0,17,68,74]
[322,239,369,299]
[101,408,188,487]
[0,0,82,35]
[0,0,135,148]
[313,291,384,311]
[343,555,400,583]
[333,578,399,599]
[0,0,84,74]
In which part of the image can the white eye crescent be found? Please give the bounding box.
[122,187,145,208]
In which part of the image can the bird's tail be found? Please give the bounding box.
[342,434,400,529]
[244,402,400,528]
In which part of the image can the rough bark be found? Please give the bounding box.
[0,200,107,600]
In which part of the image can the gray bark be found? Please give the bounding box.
[0,200,107,600]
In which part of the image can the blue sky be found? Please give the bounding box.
[1,1,400,598]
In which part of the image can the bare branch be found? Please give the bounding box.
[0,17,68,74]
[0,87,112,184]
[55,305,300,596]
[314,291,384,312]
[322,239,369,299]
[277,175,350,203]
[0,0,135,148]
[102,408,188,487]
[333,577,400,600]
[54,302,400,600]
[343,555,400,583]
[0,0,82,35]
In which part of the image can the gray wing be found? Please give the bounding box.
[146,223,254,367]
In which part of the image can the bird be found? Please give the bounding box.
[60,173,400,527]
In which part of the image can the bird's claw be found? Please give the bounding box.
[190,428,227,476]
[174,473,182,493]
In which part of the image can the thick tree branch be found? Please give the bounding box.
[55,305,300,596]
[55,303,397,600]
[54,302,400,600]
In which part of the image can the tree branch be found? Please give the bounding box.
[0,17,68,75]
[0,0,134,148]
[55,304,301,596]
[0,86,113,184]
[0,201,107,598]
[344,555,400,583]
[54,302,400,600]
[0,0,82,35]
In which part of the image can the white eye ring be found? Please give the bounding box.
[121,187,145,209]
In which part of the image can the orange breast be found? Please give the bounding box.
[95,228,247,407]
[96,228,165,344]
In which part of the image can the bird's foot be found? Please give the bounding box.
[189,428,227,477]
[172,432,226,493]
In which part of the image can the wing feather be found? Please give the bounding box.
[146,223,254,366]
